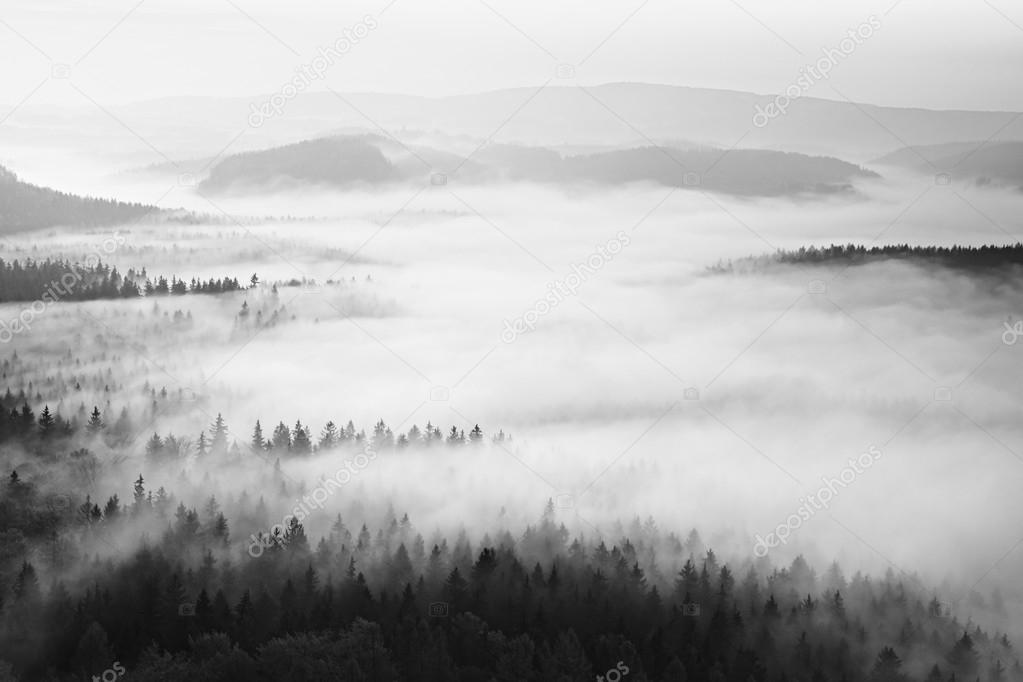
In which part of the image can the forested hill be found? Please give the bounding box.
[198,134,877,197]
[0,165,157,233]
[710,243,1023,273]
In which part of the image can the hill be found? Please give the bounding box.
[200,136,399,192]
[200,134,877,197]
[873,141,1023,189]
[0,165,157,233]
[711,243,1023,275]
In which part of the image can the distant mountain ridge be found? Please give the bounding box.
[199,134,877,197]
[96,83,1023,162]
[9,84,1022,169]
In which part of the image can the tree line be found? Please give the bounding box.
[710,243,1023,273]
[0,257,250,303]
[0,394,506,466]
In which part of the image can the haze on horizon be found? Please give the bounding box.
[1,0,1022,112]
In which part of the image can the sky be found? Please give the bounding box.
[1,0,1022,112]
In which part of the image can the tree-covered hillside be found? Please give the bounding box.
[0,166,157,233]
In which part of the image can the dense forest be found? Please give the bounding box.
[0,166,157,233]
[0,258,248,303]
[1,238,1021,680]
[0,396,1018,681]
[710,243,1023,273]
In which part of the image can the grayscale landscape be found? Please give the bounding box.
[1,1,1022,680]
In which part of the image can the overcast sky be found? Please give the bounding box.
[1,0,1022,111]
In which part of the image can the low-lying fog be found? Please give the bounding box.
[4,173,1023,623]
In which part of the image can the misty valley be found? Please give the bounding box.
[1,30,1023,678]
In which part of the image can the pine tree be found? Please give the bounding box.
[37,405,55,438]
[319,421,340,450]
[86,406,103,434]
[132,474,147,516]
[947,632,978,677]
[12,561,39,601]
[284,517,308,552]
[442,566,468,611]
[251,420,265,451]
[145,433,164,463]
[272,422,291,451]
[869,646,907,682]
[103,494,120,519]
[291,420,311,455]
[213,513,230,544]
[209,413,228,456]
